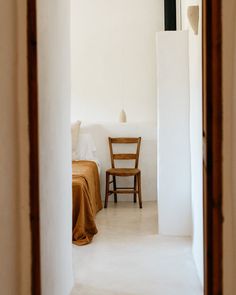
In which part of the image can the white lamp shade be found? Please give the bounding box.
[119,109,127,123]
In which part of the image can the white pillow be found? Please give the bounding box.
[74,132,101,174]
[71,120,81,159]
[77,133,96,160]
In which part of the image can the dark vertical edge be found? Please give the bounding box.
[27,0,41,294]
[210,0,223,292]
[203,0,223,294]
[202,2,209,293]
[164,0,177,31]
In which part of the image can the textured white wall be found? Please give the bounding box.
[80,122,157,202]
[37,0,74,294]
[181,0,204,285]
[71,0,162,204]
[16,0,31,293]
[0,0,31,293]
[0,1,20,294]
[71,0,164,123]
[156,31,192,236]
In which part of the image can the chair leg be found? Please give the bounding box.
[137,172,143,209]
[133,175,137,203]
[104,172,110,208]
[113,176,117,203]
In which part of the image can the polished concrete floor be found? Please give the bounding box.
[71,202,203,295]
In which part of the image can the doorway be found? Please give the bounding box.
[27,0,223,294]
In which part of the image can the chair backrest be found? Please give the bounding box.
[108,137,142,169]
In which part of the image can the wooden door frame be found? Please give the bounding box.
[27,0,223,294]
[27,0,41,294]
[202,1,223,294]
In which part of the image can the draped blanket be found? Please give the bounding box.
[72,161,103,245]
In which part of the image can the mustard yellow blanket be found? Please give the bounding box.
[72,161,103,246]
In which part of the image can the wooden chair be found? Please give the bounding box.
[104,137,142,209]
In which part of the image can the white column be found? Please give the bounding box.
[156,31,192,236]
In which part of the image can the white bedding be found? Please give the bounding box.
[71,130,101,174]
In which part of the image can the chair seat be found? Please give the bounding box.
[107,168,140,176]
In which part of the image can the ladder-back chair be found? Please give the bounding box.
[104,137,142,208]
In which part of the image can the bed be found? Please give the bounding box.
[71,121,103,245]
[72,160,103,245]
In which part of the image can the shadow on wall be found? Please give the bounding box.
[79,122,157,202]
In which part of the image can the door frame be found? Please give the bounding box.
[202,1,223,294]
[27,0,223,294]
[27,0,41,294]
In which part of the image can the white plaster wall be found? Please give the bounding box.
[222,1,236,294]
[0,1,20,294]
[71,0,161,203]
[71,0,164,123]
[156,31,192,236]
[37,0,74,294]
[16,0,31,293]
[80,122,157,202]
[0,0,31,294]
[181,0,204,285]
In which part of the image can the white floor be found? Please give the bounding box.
[71,202,203,295]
